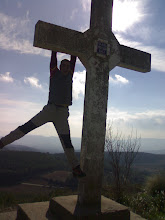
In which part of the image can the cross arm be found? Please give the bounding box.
[33,20,85,57]
[118,45,151,73]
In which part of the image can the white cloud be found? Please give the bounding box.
[0,95,44,135]
[0,72,14,82]
[24,77,42,89]
[108,108,165,123]
[73,70,86,99]
[80,0,149,32]
[70,8,78,21]
[0,95,42,111]
[80,0,91,12]
[110,74,129,85]
[0,12,30,40]
[112,0,148,32]
[72,70,128,100]
[69,110,83,137]
[0,12,50,57]
[107,108,165,138]
[115,75,129,84]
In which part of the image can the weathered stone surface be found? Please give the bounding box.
[130,212,146,220]
[33,20,85,57]
[90,0,113,31]
[77,60,110,207]
[50,195,130,220]
[118,45,151,73]
[17,201,55,220]
[0,200,146,220]
[0,210,17,220]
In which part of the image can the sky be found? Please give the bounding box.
[0,0,165,148]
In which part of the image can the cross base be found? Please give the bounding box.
[49,195,130,220]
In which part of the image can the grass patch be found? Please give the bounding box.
[0,187,76,212]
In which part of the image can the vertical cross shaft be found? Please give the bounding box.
[77,0,115,211]
[78,61,110,211]
[90,0,113,31]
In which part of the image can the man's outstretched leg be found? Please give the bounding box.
[0,105,50,149]
[0,122,35,149]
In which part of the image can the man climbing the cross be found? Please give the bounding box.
[0,51,86,178]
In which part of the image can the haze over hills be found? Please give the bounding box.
[1,135,81,154]
[1,134,165,154]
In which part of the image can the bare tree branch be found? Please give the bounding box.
[105,121,141,200]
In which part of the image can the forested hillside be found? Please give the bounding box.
[0,151,73,186]
[0,150,165,187]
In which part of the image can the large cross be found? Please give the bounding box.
[34,0,151,212]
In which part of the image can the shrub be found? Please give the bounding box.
[145,174,165,196]
[122,192,155,216]
[0,192,15,210]
[122,191,165,219]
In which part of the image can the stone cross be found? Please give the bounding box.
[33,0,151,212]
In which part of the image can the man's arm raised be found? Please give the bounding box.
[50,51,58,77]
[70,55,77,76]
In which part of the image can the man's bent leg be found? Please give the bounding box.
[58,132,86,177]
[53,106,79,169]
[58,132,79,169]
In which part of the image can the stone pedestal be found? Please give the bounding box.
[49,195,130,220]
[0,197,146,220]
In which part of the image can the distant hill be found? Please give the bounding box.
[104,151,165,167]
[1,135,81,154]
[146,149,165,154]
[141,138,165,154]
[1,135,165,154]
[4,144,40,152]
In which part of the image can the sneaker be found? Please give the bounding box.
[72,165,86,178]
[0,140,4,149]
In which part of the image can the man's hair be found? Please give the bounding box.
[61,59,70,65]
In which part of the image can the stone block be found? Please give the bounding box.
[16,201,55,220]
[49,195,130,220]
[0,210,17,220]
[0,199,146,220]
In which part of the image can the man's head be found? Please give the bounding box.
[60,59,71,75]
